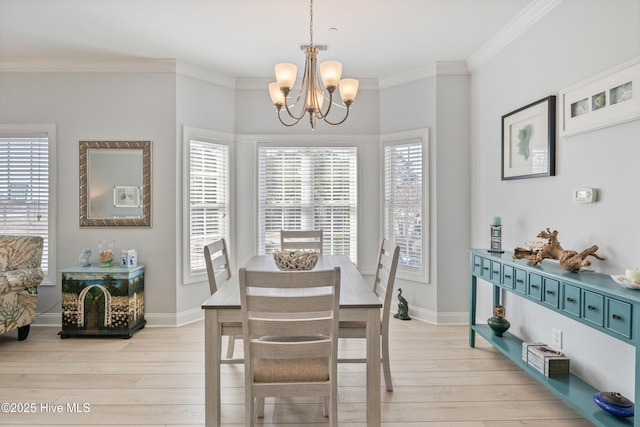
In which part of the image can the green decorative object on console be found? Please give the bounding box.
[487,304,510,337]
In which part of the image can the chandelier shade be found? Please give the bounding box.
[268,0,359,129]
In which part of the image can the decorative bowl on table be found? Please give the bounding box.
[593,391,634,417]
[273,250,318,271]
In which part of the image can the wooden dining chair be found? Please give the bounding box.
[339,238,400,391]
[280,229,324,254]
[239,267,341,427]
[204,238,241,359]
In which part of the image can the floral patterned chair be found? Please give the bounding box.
[0,235,44,341]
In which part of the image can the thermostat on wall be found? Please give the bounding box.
[573,187,597,203]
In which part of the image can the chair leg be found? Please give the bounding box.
[17,324,30,341]
[256,397,265,418]
[226,335,235,358]
[382,332,393,391]
[330,390,338,426]
[245,393,257,427]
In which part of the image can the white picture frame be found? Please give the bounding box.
[559,59,640,137]
[113,186,141,208]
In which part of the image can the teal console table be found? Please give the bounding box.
[469,249,637,427]
[59,264,145,338]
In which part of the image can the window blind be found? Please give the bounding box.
[258,146,357,262]
[384,140,423,272]
[188,139,229,276]
[0,136,49,273]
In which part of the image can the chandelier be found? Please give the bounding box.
[268,0,359,129]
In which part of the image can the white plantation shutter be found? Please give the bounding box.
[188,139,229,276]
[258,145,357,262]
[0,135,49,274]
[384,134,427,281]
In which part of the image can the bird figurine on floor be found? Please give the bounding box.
[394,288,411,320]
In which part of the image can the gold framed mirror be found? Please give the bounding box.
[79,140,152,227]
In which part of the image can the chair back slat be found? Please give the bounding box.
[251,339,332,359]
[204,238,232,294]
[280,229,324,254]
[375,239,400,325]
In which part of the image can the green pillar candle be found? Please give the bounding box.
[491,216,502,226]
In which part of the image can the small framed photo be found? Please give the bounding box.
[502,95,556,180]
[113,186,141,208]
[559,60,640,137]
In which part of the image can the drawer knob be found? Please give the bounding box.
[504,274,512,279]
[546,290,554,295]
[531,284,539,289]
[483,267,489,270]
[516,279,524,284]
[566,297,575,303]
[588,305,596,311]
[474,263,480,267]
[612,314,621,321]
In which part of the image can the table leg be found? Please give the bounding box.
[205,309,222,427]
[366,308,381,426]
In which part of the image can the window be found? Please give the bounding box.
[0,124,56,282]
[258,145,357,262]
[184,127,231,283]
[383,129,429,282]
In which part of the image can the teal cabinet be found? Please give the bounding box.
[469,249,639,427]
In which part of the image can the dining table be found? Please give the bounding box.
[201,254,382,426]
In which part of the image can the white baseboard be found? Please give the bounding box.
[33,307,466,328]
[405,305,468,325]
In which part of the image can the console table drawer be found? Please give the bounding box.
[514,268,527,294]
[528,273,543,300]
[480,257,492,281]
[583,291,604,327]
[607,298,632,339]
[502,265,515,288]
[543,278,560,308]
[562,283,581,317]
[472,255,483,276]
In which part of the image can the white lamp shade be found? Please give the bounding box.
[269,82,285,105]
[320,61,342,88]
[339,78,359,103]
[275,63,297,89]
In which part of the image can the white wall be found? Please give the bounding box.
[470,0,640,398]
[380,65,471,323]
[175,73,235,318]
[0,71,178,324]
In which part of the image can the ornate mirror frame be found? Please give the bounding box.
[79,140,152,227]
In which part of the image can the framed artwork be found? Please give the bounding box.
[113,186,141,207]
[502,95,556,180]
[559,59,640,137]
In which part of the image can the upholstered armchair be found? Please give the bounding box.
[0,235,44,341]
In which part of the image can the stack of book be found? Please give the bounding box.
[522,342,570,377]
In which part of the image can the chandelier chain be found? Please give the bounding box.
[309,0,314,46]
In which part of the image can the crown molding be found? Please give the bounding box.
[466,0,562,73]
[176,61,235,88]
[0,56,177,73]
[378,61,470,89]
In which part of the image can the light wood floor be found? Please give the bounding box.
[0,319,592,426]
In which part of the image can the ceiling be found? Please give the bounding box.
[0,0,541,82]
